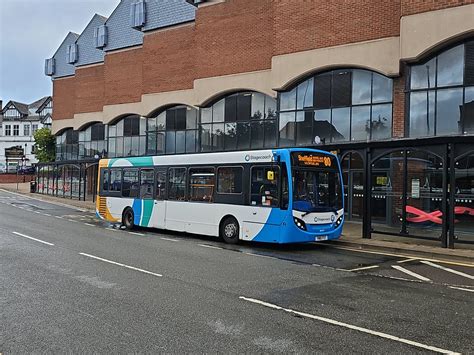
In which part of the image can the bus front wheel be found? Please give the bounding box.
[220,217,239,244]
[122,208,134,230]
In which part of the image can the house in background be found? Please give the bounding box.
[0,96,52,172]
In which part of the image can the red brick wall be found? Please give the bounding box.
[75,65,105,114]
[104,47,143,106]
[273,0,401,56]
[392,74,406,138]
[194,0,273,79]
[401,0,474,16]
[0,174,35,183]
[52,77,76,120]
[143,25,196,94]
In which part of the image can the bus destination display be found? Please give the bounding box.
[293,153,333,168]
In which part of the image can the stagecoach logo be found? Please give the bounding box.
[314,215,335,223]
[244,153,273,162]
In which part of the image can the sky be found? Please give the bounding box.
[0,0,119,106]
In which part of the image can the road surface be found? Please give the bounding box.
[1,189,473,353]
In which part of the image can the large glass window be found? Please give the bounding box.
[108,115,146,158]
[79,123,107,159]
[147,106,199,155]
[408,40,474,137]
[56,129,79,161]
[201,92,277,152]
[279,69,393,145]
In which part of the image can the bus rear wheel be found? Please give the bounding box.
[220,217,239,244]
[122,208,134,230]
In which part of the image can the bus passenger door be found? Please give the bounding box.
[152,169,167,228]
[139,169,155,227]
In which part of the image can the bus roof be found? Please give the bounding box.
[101,148,336,168]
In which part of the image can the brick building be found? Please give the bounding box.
[42,0,473,247]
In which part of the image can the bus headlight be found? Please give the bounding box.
[293,217,307,231]
[334,215,343,228]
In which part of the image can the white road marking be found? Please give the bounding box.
[329,245,474,268]
[243,252,277,260]
[84,223,95,227]
[160,237,179,242]
[448,286,474,293]
[55,216,63,219]
[12,231,54,246]
[68,219,78,223]
[43,213,51,217]
[128,232,145,236]
[348,265,379,272]
[239,296,459,354]
[391,265,431,282]
[34,211,41,214]
[198,244,223,250]
[397,258,417,264]
[421,261,474,280]
[79,252,162,277]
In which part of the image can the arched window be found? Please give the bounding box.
[408,39,474,137]
[147,105,199,155]
[200,92,277,152]
[108,115,146,158]
[79,123,107,159]
[278,69,393,146]
[56,129,79,161]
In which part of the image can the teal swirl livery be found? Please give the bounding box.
[96,149,344,244]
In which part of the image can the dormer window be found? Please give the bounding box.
[94,25,108,48]
[66,43,78,64]
[130,0,146,29]
[44,58,55,76]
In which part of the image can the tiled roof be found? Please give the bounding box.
[51,32,80,78]
[75,14,107,67]
[142,0,196,32]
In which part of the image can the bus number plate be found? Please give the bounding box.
[315,235,328,241]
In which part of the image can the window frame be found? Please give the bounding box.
[154,168,167,200]
[188,166,216,203]
[216,166,244,195]
[167,167,187,201]
[249,164,281,208]
[121,168,140,198]
[406,39,474,137]
[139,168,155,200]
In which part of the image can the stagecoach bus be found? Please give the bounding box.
[96,148,344,244]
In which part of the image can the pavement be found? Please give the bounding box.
[0,188,473,353]
[1,182,472,264]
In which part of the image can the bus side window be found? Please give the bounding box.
[168,168,186,201]
[189,167,214,202]
[122,169,139,198]
[155,170,166,200]
[109,169,122,192]
[217,167,243,194]
[250,166,279,207]
[102,169,109,192]
[140,169,154,199]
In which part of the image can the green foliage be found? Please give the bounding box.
[33,128,56,162]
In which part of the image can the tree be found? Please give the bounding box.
[34,128,56,162]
